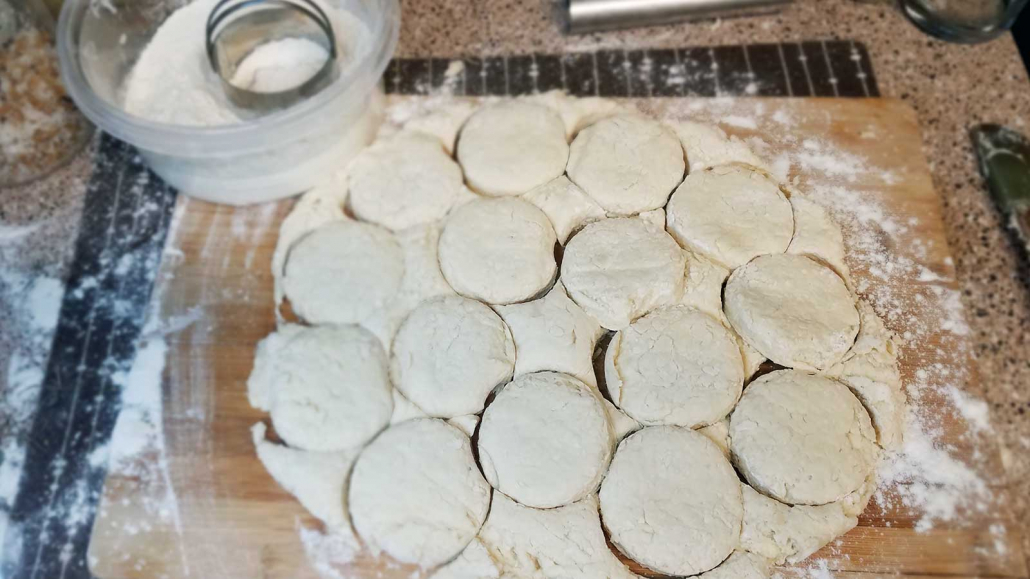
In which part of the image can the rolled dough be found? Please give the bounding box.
[522,175,606,245]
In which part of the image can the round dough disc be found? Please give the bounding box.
[457,101,569,197]
[283,221,403,325]
[266,325,393,451]
[567,114,685,215]
[391,295,516,418]
[600,426,743,576]
[350,419,491,567]
[438,197,557,305]
[729,369,879,505]
[478,372,614,509]
[606,306,744,428]
[348,131,465,231]
[561,217,686,330]
[666,164,794,269]
[724,254,860,371]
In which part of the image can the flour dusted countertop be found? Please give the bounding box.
[1,0,1030,574]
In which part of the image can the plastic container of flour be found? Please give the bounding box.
[57,0,398,204]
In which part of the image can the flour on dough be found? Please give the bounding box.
[638,207,666,232]
[253,325,393,452]
[671,120,767,173]
[522,175,606,244]
[602,398,642,442]
[448,414,480,438]
[436,493,638,579]
[561,217,686,330]
[600,426,742,576]
[667,164,793,269]
[739,484,858,565]
[724,254,859,371]
[787,195,853,286]
[391,295,515,418]
[248,323,305,411]
[282,221,403,325]
[349,419,491,568]
[478,372,613,509]
[389,389,428,425]
[698,419,731,458]
[457,101,569,197]
[250,423,357,530]
[698,550,772,579]
[605,306,744,428]
[494,282,604,387]
[403,100,477,154]
[567,114,685,215]
[439,197,557,305]
[531,91,628,139]
[730,370,879,505]
[348,131,465,231]
[363,223,456,353]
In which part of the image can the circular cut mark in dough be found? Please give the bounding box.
[478,372,614,509]
[438,197,557,305]
[567,114,685,215]
[724,253,859,371]
[600,426,743,576]
[606,306,744,428]
[666,164,794,269]
[265,325,393,452]
[729,369,879,505]
[561,217,686,330]
[456,101,569,197]
[348,131,465,231]
[349,418,491,568]
[391,295,515,418]
[283,221,404,325]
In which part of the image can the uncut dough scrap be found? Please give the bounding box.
[433,493,638,579]
[740,483,859,565]
[699,551,772,579]
[247,324,392,452]
[567,114,685,215]
[522,175,606,245]
[666,164,794,269]
[605,306,744,428]
[494,282,604,387]
[730,370,879,505]
[282,221,403,325]
[725,253,860,371]
[478,372,614,509]
[391,295,515,418]
[600,426,743,576]
[787,195,853,285]
[250,423,357,530]
[457,101,570,197]
[561,217,686,330]
[348,131,465,231]
[349,419,491,568]
[439,197,558,305]
[671,120,768,173]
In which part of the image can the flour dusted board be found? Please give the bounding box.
[84,96,1028,578]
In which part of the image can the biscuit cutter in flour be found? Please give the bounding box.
[205,0,339,114]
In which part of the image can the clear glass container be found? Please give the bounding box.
[57,0,399,204]
[900,0,1028,43]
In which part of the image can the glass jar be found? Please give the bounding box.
[900,0,1029,43]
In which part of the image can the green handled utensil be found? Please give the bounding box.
[972,124,1030,255]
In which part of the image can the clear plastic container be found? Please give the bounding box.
[57,0,399,204]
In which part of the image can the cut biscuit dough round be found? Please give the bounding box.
[349,419,491,568]
[348,131,465,231]
[666,164,794,269]
[283,221,403,325]
[729,370,879,505]
[724,254,860,371]
[567,114,685,215]
[600,426,743,576]
[391,295,516,418]
[605,306,744,428]
[457,101,569,197]
[561,217,686,330]
[259,325,393,452]
[438,197,557,305]
[478,372,614,509]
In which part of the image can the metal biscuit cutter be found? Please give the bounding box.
[205,0,339,115]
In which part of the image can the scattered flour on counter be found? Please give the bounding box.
[297,523,362,579]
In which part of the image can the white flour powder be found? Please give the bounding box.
[231,38,329,94]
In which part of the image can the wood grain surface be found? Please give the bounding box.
[87,97,1029,578]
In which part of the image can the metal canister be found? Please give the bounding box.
[562,0,793,34]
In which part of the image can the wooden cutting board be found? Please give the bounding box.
[87,97,1030,579]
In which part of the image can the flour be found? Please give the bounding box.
[123,0,367,126]
[297,523,362,579]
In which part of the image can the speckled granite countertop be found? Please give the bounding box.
[2,0,1029,570]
